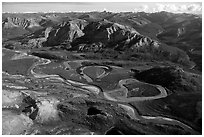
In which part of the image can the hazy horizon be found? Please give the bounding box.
[2,2,202,14]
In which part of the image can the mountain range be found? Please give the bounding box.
[2,11,202,71]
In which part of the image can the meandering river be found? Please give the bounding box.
[2,48,199,134]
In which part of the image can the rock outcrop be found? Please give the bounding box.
[2,17,41,29]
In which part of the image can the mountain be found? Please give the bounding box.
[2,11,201,71]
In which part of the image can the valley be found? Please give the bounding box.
[2,11,202,135]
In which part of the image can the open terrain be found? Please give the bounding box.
[2,11,202,135]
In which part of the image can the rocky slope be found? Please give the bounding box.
[44,19,88,46]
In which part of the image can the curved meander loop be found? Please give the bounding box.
[77,65,112,82]
[2,48,200,135]
[103,78,168,102]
